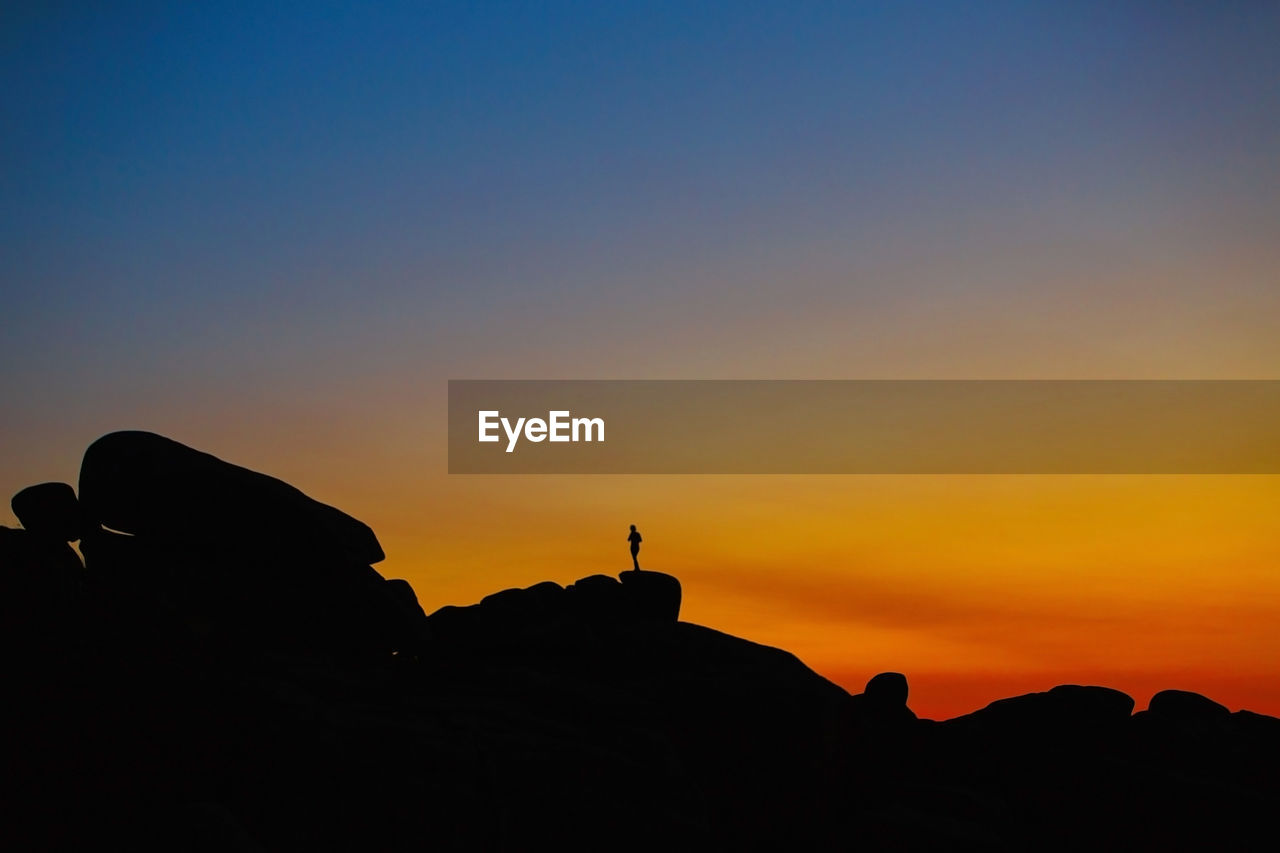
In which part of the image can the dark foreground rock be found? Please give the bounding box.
[3,433,1279,851]
[79,430,384,564]
[1148,688,1231,721]
[11,481,82,542]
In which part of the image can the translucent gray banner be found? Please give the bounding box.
[447,380,1280,473]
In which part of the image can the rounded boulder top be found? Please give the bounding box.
[11,482,82,542]
[78,430,384,565]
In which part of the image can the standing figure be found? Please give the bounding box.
[627,524,642,571]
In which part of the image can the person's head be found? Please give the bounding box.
[630,524,636,531]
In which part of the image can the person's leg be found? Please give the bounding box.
[631,547,640,570]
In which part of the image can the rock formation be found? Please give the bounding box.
[2,432,1278,851]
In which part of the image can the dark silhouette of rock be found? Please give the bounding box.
[1132,689,1235,755]
[5,433,1280,851]
[523,579,566,610]
[70,431,418,661]
[3,483,87,613]
[477,583,566,644]
[0,524,22,560]
[0,525,42,586]
[619,568,681,621]
[949,683,1134,740]
[848,671,917,728]
[0,523,84,598]
[1149,689,1230,720]
[844,670,917,766]
[565,572,623,617]
[1232,708,1280,741]
[422,571,681,653]
[865,671,909,707]
[385,577,426,621]
[79,430,383,565]
[380,576,433,656]
[420,603,475,645]
[80,523,151,574]
[11,481,82,542]
[1,523,79,573]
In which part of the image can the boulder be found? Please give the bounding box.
[385,578,427,622]
[0,525,84,603]
[1148,690,1230,720]
[73,433,410,660]
[865,671,910,708]
[11,482,82,542]
[1230,710,1280,756]
[848,671,917,727]
[424,604,479,645]
[484,581,568,620]
[80,525,152,576]
[618,569,682,622]
[984,684,1133,724]
[424,580,576,653]
[477,585,548,638]
[523,580,566,612]
[78,431,383,565]
[566,573,623,617]
[948,684,1134,744]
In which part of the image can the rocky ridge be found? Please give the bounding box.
[2,432,1277,851]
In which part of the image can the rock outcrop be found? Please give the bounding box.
[946,683,1136,741]
[79,430,384,564]
[3,432,1279,851]
[426,569,682,651]
[1148,688,1231,721]
[72,431,417,659]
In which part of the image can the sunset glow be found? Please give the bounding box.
[4,2,1278,721]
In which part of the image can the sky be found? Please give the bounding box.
[3,1,1279,719]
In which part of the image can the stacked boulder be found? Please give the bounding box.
[1,482,87,621]
[3,431,428,660]
[426,569,683,652]
[78,431,386,567]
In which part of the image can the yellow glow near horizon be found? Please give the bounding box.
[340,471,1280,720]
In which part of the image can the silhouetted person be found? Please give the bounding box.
[627,525,642,571]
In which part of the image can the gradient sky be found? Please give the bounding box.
[3,2,1278,719]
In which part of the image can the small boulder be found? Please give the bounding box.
[848,671,916,726]
[385,578,427,622]
[566,574,623,617]
[11,482,82,542]
[950,684,1134,742]
[1148,689,1230,720]
[865,672,910,708]
[525,580,568,613]
[424,580,572,652]
[478,585,548,637]
[618,569,682,622]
